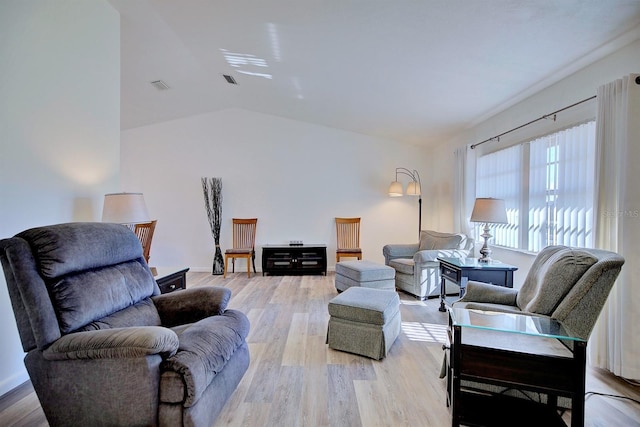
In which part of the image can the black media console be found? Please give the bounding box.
[262,244,327,276]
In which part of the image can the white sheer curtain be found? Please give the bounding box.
[453,146,475,237]
[590,74,640,380]
[528,122,596,252]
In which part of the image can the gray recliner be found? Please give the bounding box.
[383,230,474,300]
[454,245,625,340]
[0,222,250,427]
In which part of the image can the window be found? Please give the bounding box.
[475,121,596,252]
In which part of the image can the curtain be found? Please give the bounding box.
[528,122,596,252]
[476,145,521,248]
[590,74,640,380]
[453,146,476,238]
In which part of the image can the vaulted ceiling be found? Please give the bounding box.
[109,0,640,146]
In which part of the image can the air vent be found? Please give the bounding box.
[150,80,170,90]
[223,74,237,85]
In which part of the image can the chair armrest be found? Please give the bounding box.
[383,243,419,264]
[152,286,231,327]
[43,326,179,360]
[458,280,518,306]
[413,249,470,265]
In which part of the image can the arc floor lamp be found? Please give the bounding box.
[388,167,422,238]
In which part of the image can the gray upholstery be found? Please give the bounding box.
[454,245,624,340]
[383,230,474,300]
[327,287,401,360]
[0,222,250,427]
[334,260,395,291]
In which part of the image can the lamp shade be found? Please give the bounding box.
[406,181,421,196]
[102,193,150,224]
[470,198,508,224]
[388,181,404,197]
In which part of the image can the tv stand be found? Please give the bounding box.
[262,244,327,276]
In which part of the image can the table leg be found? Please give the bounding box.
[439,275,447,312]
[572,342,587,427]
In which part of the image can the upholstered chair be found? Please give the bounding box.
[383,230,474,300]
[454,245,624,340]
[0,222,250,427]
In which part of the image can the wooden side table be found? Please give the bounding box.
[447,307,586,427]
[438,257,517,312]
[153,267,190,294]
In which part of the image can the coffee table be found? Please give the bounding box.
[446,307,586,427]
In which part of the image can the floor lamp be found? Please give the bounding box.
[388,167,422,238]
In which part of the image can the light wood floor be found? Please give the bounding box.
[1,271,639,426]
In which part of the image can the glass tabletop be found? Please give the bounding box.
[450,307,585,342]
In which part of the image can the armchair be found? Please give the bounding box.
[454,245,624,340]
[383,230,473,300]
[0,222,250,427]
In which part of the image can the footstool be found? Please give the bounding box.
[335,260,395,292]
[326,287,401,360]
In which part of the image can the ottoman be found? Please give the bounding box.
[326,287,401,360]
[335,260,396,292]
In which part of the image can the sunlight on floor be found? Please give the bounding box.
[402,321,448,343]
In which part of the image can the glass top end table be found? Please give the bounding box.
[449,307,585,343]
[447,307,587,427]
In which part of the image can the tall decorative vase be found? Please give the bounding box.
[201,177,224,275]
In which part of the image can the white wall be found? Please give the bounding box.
[121,108,431,271]
[0,1,120,396]
[428,38,640,288]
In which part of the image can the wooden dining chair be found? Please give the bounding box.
[335,217,362,262]
[224,218,258,278]
[133,220,157,264]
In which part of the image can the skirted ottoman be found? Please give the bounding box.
[326,287,401,360]
[335,260,396,292]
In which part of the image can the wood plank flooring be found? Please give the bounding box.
[1,271,639,426]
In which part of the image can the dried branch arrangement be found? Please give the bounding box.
[201,177,224,275]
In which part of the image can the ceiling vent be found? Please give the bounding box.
[150,80,170,90]
[223,74,237,85]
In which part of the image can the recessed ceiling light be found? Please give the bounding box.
[150,80,170,90]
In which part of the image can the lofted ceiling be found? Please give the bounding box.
[108,0,640,146]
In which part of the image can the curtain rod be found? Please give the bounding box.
[470,95,597,149]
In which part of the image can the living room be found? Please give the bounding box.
[2,1,640,425]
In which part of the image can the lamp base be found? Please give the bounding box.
[477,224,493,263]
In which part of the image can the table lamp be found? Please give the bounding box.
[470,197,508,263]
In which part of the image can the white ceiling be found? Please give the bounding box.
[109,0,640,146]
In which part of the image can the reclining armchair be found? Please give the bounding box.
[0,222,250,427]
[383,230,473,300]
[454,245,625,340]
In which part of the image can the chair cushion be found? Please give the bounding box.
[419,230,463,251]
[160,309,250,407]
[388,258,415,275]
[225,248,252,254]
[17,222,143,279]
[517,247,598,315]
[50,261,159,334]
